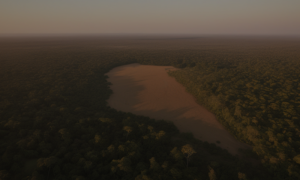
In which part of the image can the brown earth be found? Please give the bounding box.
[106,63,250,154]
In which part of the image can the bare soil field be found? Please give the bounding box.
[106,63,250,154]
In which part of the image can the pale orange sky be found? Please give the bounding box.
[1,0,299,36]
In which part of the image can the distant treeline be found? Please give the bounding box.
[0,38,299,179]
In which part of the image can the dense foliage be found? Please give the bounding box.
[0,37,299,179]
[168,46,300,179]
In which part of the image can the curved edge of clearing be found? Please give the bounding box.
[106,63,251,155]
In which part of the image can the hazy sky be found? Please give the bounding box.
[1,0,300,36]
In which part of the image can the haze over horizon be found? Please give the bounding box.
[1,0,300,36]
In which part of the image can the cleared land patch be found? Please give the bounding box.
[106,63,250,154]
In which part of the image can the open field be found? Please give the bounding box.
[106,63,250,154]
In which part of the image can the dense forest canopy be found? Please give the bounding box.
[0,36,300,180]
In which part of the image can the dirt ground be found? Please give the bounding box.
[106,63,250,154]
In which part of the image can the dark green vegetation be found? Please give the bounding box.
[0,36,299,179]
[168,44,300,179]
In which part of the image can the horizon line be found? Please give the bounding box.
[1,33,300,38]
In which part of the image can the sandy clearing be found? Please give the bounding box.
[106,63,250,154]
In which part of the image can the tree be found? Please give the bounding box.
[123,126,133,139]
[161,161,168,170]
[149,157,160,171]
[37,156,58,178]
[147,125,154,133]
[181,144,196,167]
[293,154,300,164]
[170,147,183,161]
[238,172,247,180]
[118,157,132,172]
[107,145,115,153]
[111,157,132,173]
[208,166,217,180]
[94,134,101,144]
[170,168,182,179]
[155,130,166,140]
